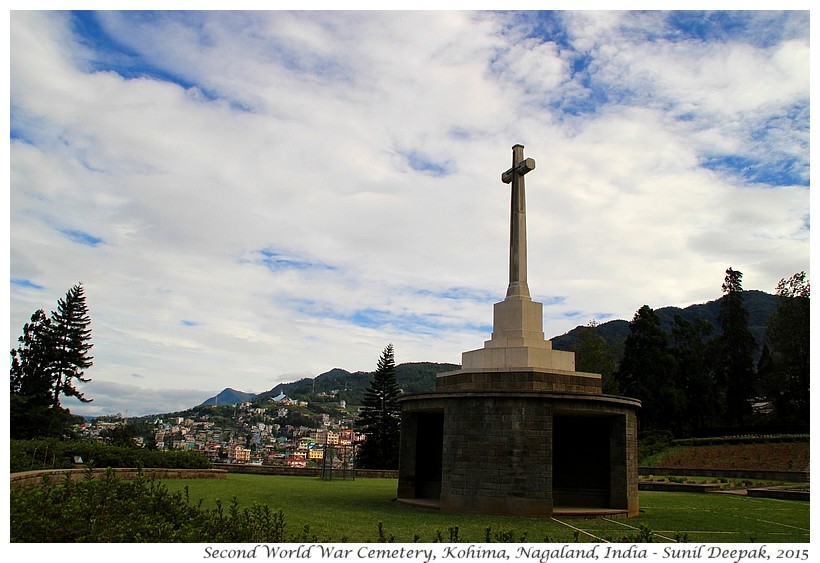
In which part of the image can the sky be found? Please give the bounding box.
[8,9,811,418]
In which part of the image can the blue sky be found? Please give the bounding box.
[8,9,810,417]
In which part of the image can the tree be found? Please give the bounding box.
[759,272,810,423]
[50,283,94,407]
[101,423,142,448]
[10,283,93,438]
[572,320,620,393]
[356,344,401,469]
[10,309,55,404]
[670,315,721,433]
[613,305,679,431]
[716,268,756,425]
[10,310,60,439]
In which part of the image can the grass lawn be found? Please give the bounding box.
[161,475,809,543]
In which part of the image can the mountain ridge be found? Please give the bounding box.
[200,362,459,408]
[550,289,777,353]
[200,387,257,406]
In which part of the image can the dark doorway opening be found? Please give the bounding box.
[414,412,444,499]
[553,415,611,507]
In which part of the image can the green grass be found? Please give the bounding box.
[161,475,810,543]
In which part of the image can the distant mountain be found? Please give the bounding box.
[255,362,459,407]
[200,387,258,407]
[550,290,778,358]
[196,362,460,409]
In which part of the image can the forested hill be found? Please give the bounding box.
[255,362,459,407]
[550,290,778,358]
[200,388,257,406]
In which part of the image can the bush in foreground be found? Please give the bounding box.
[11,469,291,542]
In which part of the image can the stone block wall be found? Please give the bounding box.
[440,395,554,516]
[398,390,641,518]
[396,410,420,500]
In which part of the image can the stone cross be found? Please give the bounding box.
[501,144,536,299]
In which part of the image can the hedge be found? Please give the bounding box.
[10,439,212,473]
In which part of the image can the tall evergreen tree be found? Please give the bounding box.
[716,267,756,425]
[50,283,94,407]
[356,344,401,470]
[10,310,59,439]
[759,272,810,423]
[670,315,720,433]
[10,309,55,401]
[573,320,620,393]
[613,305,678,431]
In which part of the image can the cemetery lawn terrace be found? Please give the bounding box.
[160,475,809,543]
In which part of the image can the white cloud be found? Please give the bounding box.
[9,10,810,417]
[61,379,220,418]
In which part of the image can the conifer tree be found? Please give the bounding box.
[613,305,678,431]
[716,267,756,425]
[760,272,810,423]
[10,310,58,438]
[356,344,401,469]
[10,310,54,400]
[573,320,619,393]
[49,283,94,407]
[670,315,720,433]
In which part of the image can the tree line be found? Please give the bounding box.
[575,268,809,436]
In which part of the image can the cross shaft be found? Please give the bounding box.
[502,144,535,299]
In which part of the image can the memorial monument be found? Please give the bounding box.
[397,145,641,517]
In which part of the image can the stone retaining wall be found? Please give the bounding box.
[747,486,810,501]
[10,467,227,490]
[638,467,809,483]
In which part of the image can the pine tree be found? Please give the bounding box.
[613,305,679,431]
[10,310,59,439]
[356,344,401,469]
[572,320,619,393]
[50,283,94,407]
[670,315,720,433]
[11,309,55,401]
[760,272,810,423]
[716,267,756,426]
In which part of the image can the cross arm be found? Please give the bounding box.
[501,157,536,184]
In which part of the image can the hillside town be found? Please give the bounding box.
[75,392,365,469]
